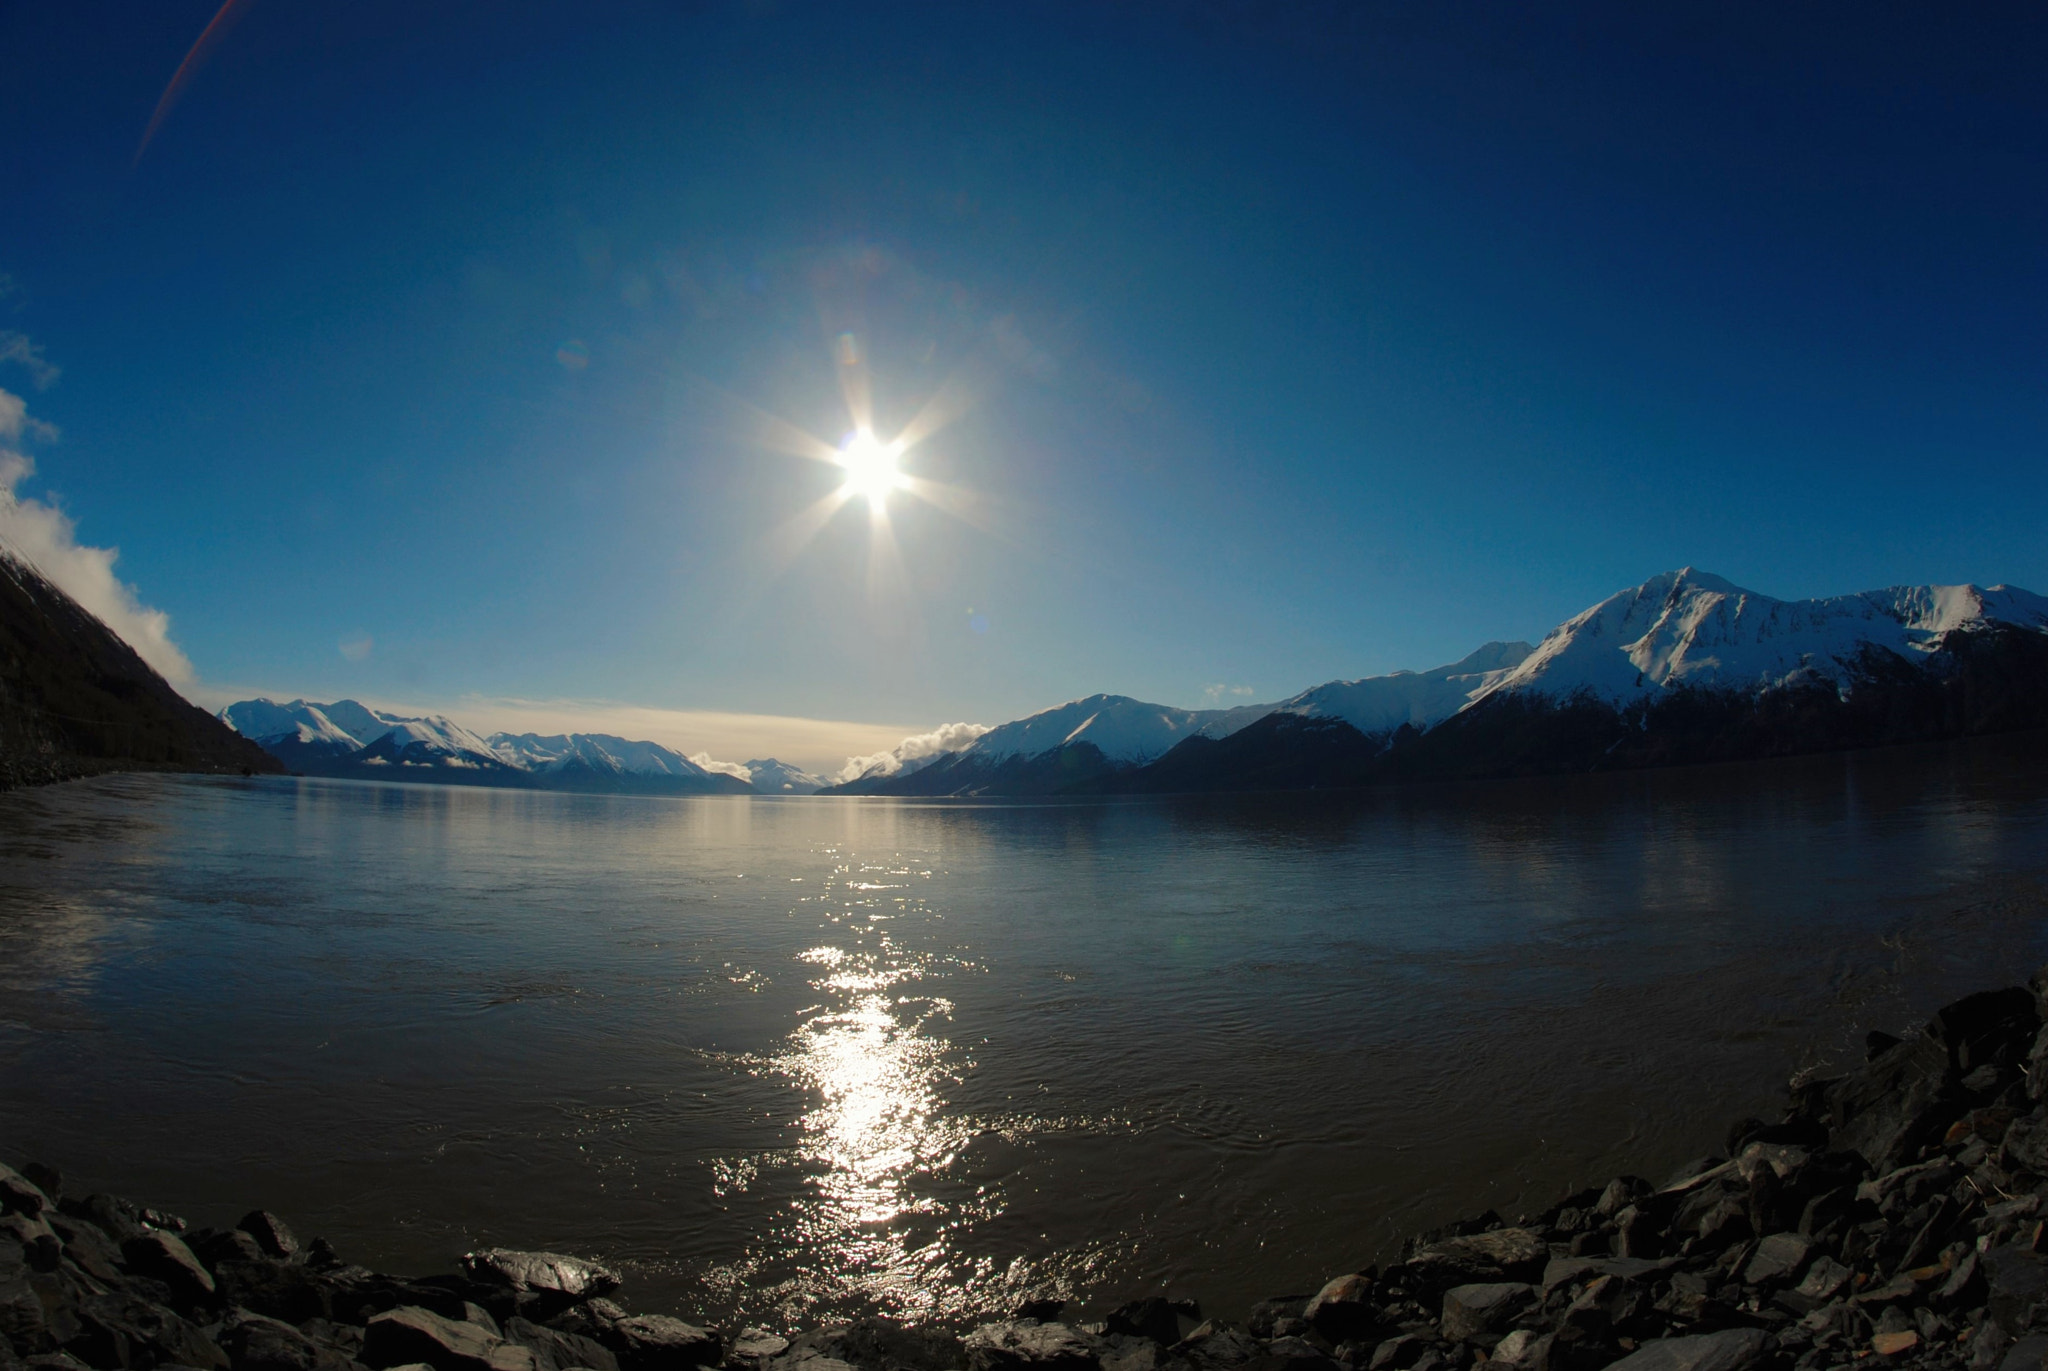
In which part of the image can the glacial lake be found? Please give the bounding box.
[5,735,2048,1329]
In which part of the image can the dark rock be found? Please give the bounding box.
[1438,1284,1533,1344]
[1302,1275,1380,1339]
[120,1233,216,1304]
[1400,1230,1548,1298]
[1598,1328,1766,1371]
[457,1252,619,1310]
[69,1290,227,1371]
[1596,1182,1648,1219]
[726,1330,789,1368]
[1823,1034,1958,1174]
[1933,988,2040,1076]
[1364,1336,1426,1371]
[220,1312,351,1371]
[212,1259,330,1324]
[1169,1324,1261,1370]
[362,1307,529,1371]
[962,1323,1099,1371]
[2001,1336,2048,1371]
[1245,1301,1307,1341]
[501,1318,616,1371]
[190,1229,267,1270]
[2002,1111,2048,1176]
[235,1214,300,1263]
[775,1319,966,1371]
[1486,1331,1554,1371]
[1741,1234,1812,1287]
[1985,1245,2048,1331]
[20,1168,61,1205]
[1103,1302,1183,1347]
[0,1167,51,1219]
[600,1315,720,1371]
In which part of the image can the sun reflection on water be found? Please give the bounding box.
[703,853,1021,1321]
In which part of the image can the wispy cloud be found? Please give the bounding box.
[0,333,59,391]
[831,720,990,784]
[0,338,194,687]
[1202,683,1256,703]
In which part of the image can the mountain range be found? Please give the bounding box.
[27,561,2047,798]
[824,568,2048,795]
[216,698,799,795]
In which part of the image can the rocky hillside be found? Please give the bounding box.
[8,975,2048,1371]
[0,550,280,788]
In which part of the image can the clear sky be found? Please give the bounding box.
[4,3,2047,767]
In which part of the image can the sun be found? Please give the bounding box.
[838,429,909,507]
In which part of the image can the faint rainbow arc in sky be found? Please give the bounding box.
[134,0,256,167]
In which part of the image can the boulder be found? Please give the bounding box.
[70,1290,227,1371]
[221,1311,353,1371]
[459,1251,622,1314]
[1439,1283,1533,1344]
[1302,1274,1378,1338]
[1364,1336,1426,1371]
[1600,1329,1767,1371]
[0,1167,50,1218]
[213,1258,332,1323]
[1400,1229,1546,1297]
[364,1306,523,1371]
[1488,1331,1554,1371]
[1741,1233,1812,1286]
[1103,1301,1183,1347]
[236,1212,301,1261]
[504,1317,618,1371]
[962,1322,1100,1371]
[773,1318,963,1371]
[602,1315,721,1371]
[121,1231,217,1302]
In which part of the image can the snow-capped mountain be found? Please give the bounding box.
[1472,568,2048,707]
[830,569,2048,796]
[742,758,828,794]
[965,693,1276,765]
[491,731,720,780]
[1273,640,1533,734]
[222,698,750,794]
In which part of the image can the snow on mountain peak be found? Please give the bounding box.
[1473,569,2048,708]
[965,692,1278,765]
[1275,640,1536,734]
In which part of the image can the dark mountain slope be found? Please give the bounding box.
[0,551,280,788]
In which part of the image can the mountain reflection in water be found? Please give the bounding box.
[3,734,2048,1327]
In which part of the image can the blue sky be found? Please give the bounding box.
[4,2,2047,766]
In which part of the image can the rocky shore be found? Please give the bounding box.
[11,975,2048,1371]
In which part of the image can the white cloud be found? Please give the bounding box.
[0,386,195,687]
[0,333,60,391]
[831,720,990,784]
[1202,683,1256,703]
[339,633,373,662]
[689,752,753,782]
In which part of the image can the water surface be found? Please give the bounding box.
[4,736,2048,1327]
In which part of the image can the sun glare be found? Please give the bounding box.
[839,429,909,507]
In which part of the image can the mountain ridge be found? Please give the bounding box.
[0,549,283,788]
[825,569,2048,797]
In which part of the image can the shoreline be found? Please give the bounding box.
[9,980,2048,1371]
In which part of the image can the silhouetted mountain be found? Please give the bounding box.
[0,550,282,788]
